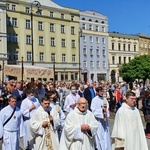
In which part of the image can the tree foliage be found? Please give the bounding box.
[119,55,150,83]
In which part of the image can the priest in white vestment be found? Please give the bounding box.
[0,95,25,150]
[59,97,99,150]
[30,97,59,150]
[111,92,148,150]
[91,87,111,150]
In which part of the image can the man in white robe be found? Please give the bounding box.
[111,92,148,150]
[0,95,25,150]
[20,89,40,149]
[30,97,59,150]
[64,85,80,114]
[91,87,111,150]
[59,97,99,150]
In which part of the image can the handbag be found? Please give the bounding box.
[144,115,150,123]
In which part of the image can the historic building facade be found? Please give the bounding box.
[6,0,79,81]
[108,32,139,83]
[79,10,109,82]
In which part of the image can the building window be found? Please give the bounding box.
[103,49,106,56]
[128,44,130,51]
[90,61,94,68]
[27,52,31,61]
[39,36,44,45]
[12,5,16,11]
[7,34,11,42]
[61,14,64,19]
[83,48,87,55]
[13,52,18,60]
[39,52,44,61]
[71,27,75,35]
[50,11,53,17]
[26,7,30,13]
[90,36,93,42]
[6,3,10,10]
[82,24,85,29]
[71,40,75,48]
[123,44,126,51]
[26,20,31,29]
[61,39,66,47]
[72,54,76,62]
[6,17,11,26]
[119,56,121,64]
[51,37,55,46]
[38,21,43,30]
[124,57,126,63]
[96,49,100,56]
[129,57,131,62]
[83,36,86,42]
[51,53,56,61]
[102,38,105,44]
[89,24,92,30]
[95,26,99,31]
[71,15,74,21]
[103,61,106,68]
[102,26,105,32]
[118,43,121,51]
[84,61,87,67]
[134,45,136,52]
[96,37,99,43]
[61,25,65,33]
[12,18,17,27]
[112,56,115,64]
[62,54,66,62]
[50,23,54,32]
[97,61,100,68]
[112,43,114,50]
[90,49,93,56]
[12,34,18,43]
[26,35,31,44]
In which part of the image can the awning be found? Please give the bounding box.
[4,65,54,79]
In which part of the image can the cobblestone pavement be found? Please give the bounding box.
[0,111,150,150]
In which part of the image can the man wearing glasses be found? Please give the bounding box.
[111,92,148,150]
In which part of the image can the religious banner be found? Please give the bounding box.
[4,65,54,79]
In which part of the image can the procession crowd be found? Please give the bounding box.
[0,79,150,150]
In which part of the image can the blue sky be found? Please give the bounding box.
[54,0,150,35]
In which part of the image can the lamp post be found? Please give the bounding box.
[51,57,55,88]
[78,29,83,82]
[21,56,24,90]
[31,1,41,66]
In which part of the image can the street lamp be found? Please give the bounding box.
[51,56,55,88]
[31,1,41,66]
[21,56,24,90]
[79,29,83,81]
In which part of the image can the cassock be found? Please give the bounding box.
[20,97,40,149]
[30,105,59,150]
[0,105,25,150]
[111,103,148,150]
[91,95,111,150]
[59,107,99,150]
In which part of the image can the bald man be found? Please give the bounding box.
[59,98,99,150]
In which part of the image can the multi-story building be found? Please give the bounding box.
[79,10,109,82]
[0,1,7,81]
[108,32,139,83]
[6,0,79,81]
[138,34,150,55]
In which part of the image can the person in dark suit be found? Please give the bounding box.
[84,83,95,111]
[12,82,23,108]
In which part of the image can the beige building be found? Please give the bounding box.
[0,1,7,81]
[6,0,79,81]
[108,32,139,83]
[138,34,150,55]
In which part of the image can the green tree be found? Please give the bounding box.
[119,55,150,84]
